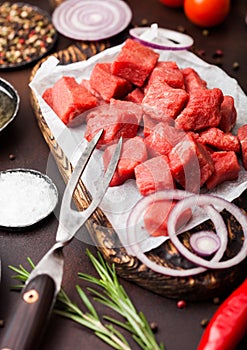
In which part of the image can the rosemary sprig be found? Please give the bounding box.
[55,287,130,350]
[9,250,164,350]
[80,249,164,350]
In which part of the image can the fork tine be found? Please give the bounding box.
[90,136,122,206]
[66,136,122,230]
[61,129,104,211]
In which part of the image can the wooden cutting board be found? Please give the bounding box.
[30,40,247,301]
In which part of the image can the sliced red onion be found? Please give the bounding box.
[127,190,226,277]
[52,0,132,41]
[189,231,221,257]
[126,190,247,277]
[129,24,194,51]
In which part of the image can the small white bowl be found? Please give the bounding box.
[0,169,59,230]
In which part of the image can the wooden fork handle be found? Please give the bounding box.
[0,274,56,350]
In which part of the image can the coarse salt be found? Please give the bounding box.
[0,170,58,227]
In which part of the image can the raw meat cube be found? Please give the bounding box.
[43,76,98,126]
[142,81,188,120]
[142,114,158,137]
[237,124,247,170]
[42,87,53,107]
[103,136,148,186]
[168,133,214,191]
[89,63,132,102]
[218,95,237,133]
[199,127,240,152]
[145,61,185,90]
[142,114,174,137]
[111,38,159,87]
[80,79,107,107]
[109,99,143,127]
[175,88,223,131]
[80,79,101,99]
[144,200,192,237]
[144,123,185,157]
[84,103,140,146]
[125,87,144,104]
[134,155,175,196]
[142,108,175,137]
[181,67,207,93]
[206,151,240,190]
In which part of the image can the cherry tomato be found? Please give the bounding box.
[159,0,184,8]
[184,0,230,27]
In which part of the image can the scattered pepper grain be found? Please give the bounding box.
[202,29,210,37]
[141,18,148,26]
[177,300,187,309]
[150,321,158,333]
[214,57,223,67]
[196,49,206,57]
[200,318,209,327]
[214,49,224,57]
[232,61,240,70]
[8,153,15,160]
[177,25,186,33]
[213,297,220,305]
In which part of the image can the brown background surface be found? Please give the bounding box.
[0,0,246,349]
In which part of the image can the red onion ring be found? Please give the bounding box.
[129,26,194,51]
[189,230,221,257]
[167,194,247,269]
[126,190,247,277]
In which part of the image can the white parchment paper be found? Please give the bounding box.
[30,44,247,254]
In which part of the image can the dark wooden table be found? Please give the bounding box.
[0,0,246,349]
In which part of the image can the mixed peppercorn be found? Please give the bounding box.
[0,2,56,67]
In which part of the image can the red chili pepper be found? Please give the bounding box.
[197,279,247,350]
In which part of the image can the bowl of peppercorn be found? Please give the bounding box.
[0,78,20,133]
[0,2,57,69]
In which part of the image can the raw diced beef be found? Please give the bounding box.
[144,123,185,157]
[206,151,240,190]
[134,155,174,196]
[80,79,102,99]
[43,76,98,126]
[237,124,247,170]
[168,133,214,191]
[111,38,159,87]
[142,114,158,137]
[103,136,148,186]
[144,200,175,236]
[109,99,143,125]
[196,142,216,186]
[42,87,53,107]
[175,88,223,131]
[199,127,240,152]
[145,61,185,90]
[125,87,144,103]
[142,81,188,120]
[181,67,207,93]
[142,105,177,126]
[218,95,237,133]
[89,63,132,102]
[144,200,192,236]
[84,103,139,146]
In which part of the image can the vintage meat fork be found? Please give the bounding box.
[0,129,122,350]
